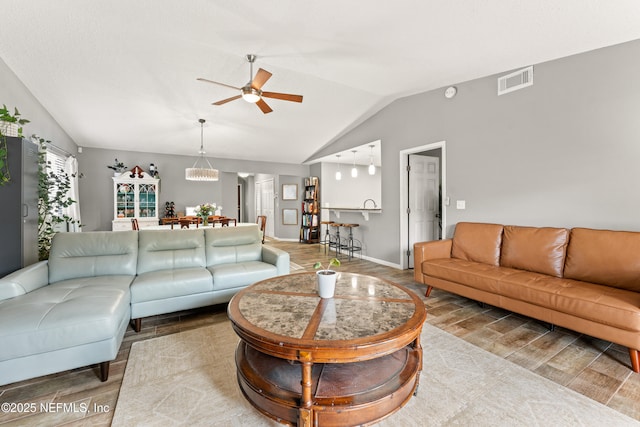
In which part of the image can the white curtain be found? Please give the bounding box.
[64,156,82,232]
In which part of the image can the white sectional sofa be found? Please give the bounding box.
[0,224,289,386]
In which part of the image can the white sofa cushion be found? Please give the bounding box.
[137,230,206,274]
[48,231,138,283]
[208,261,278,291]
[0,276,132,362]
[131,268,213,303]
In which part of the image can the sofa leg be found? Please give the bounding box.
[630,348,640,373]
[132,318,141,332]
[99,361,110,382]
[425,286,433,297]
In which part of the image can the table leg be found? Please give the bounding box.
[300,360,313,427]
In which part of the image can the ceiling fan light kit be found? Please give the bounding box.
[198,54,303,114]
[185,119,219,182]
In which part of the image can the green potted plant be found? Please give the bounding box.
[107,158,128,175]
[0,104,30,186]
[0,104,30,137]
[313,257,341,298]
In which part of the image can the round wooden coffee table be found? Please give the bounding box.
[227,272,427,427]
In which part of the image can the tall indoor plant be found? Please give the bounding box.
[35,136,81,260]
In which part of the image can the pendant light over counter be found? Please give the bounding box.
[368,144,376,175]
[185,119,219,181]
[351,150,358,178]
[335,154,342,180]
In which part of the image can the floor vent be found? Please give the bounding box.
[498,66,533,96]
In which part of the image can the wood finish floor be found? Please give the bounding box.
[1,239,639,426]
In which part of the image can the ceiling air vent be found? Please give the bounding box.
[497,66,533,96]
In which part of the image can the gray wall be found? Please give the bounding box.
[0,58,76,154]
[310,39,640,266]
[78,147,310,231]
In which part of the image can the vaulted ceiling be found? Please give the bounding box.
[2,1,640,165]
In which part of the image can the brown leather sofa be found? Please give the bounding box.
[414,222,640,373]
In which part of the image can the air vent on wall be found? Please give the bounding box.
[498,66,533,96]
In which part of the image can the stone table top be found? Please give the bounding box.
[227,272,426,362]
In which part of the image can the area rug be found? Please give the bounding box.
[112,320,638,426]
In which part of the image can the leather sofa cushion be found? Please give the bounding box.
[205,225,263,266]
[0,276,132,361]
[451,222,504,266]
[131,268,213,303]
[501,226,569,277]
[208,261,278,291]
[498,271,640,332]
[423,258,520,294]
[564,228,640,292]
[48,231,138,283]
[137,230,206,275]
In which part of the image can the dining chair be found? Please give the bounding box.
[256,215,267,243]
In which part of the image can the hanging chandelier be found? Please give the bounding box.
[185,119,219,181]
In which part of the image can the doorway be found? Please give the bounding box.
[399,141,446,270]
[255,176,275,239]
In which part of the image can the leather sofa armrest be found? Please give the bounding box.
[0,261,50,301]
[413,239,452,283]
[262,245,291,276]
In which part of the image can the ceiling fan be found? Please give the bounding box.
[197,54,303,114]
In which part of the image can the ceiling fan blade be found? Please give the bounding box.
[261,91,303,103]
[197,77,241,91]
[251,68,272,90]
[213,95,242,105]
[256,98,273,114]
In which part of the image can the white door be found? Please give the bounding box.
[408,155,439,268]
[262,179,275,239]
[255,177,275,239]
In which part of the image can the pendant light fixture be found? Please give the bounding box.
[335,154,342,181]
[368,144,376,175]
[185,119,219,181]
[351,150,358,178]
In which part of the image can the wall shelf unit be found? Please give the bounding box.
[300,176,319,243]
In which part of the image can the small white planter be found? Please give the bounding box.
[0,121,19,137]
[316,270,338,298]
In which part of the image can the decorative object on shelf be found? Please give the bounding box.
[195,202,217,225]
[0,104,30,186]
[164,201,176,217]
[185,118,219,181]
[314,257,341,298]
[149,163,158,178]
[351,150,358,178]
[107,158,128,175]
[34,136,81,260]
[0,104,30,137]
[335,154,342,181]
[368,144,376,175]
[129,165,145,178]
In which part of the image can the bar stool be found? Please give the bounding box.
[340,223,362,261]
[320,220,334,254]
[328,223,343,257]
